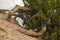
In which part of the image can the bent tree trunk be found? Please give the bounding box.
[5,5,46,37]
[0,5,47,40]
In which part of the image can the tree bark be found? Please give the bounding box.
[9,5,31,14]
[7,5,47,37]
[0,12,46,37]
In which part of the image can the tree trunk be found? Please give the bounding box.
[0,11,46,40]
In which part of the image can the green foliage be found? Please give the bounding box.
[23,0,60,40]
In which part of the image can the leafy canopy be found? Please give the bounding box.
[23,0,60,40]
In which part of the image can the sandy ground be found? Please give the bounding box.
[0,13,38,40]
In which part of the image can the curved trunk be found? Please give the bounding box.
[0,12,46,37]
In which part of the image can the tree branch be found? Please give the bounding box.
[9,5,32,14]
[16,24,46,37]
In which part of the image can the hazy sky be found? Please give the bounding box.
[0,0,24,10]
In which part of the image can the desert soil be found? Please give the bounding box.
[0,13,38,40]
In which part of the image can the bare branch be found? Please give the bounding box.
[16,24,46,37]
[9,5,31,14]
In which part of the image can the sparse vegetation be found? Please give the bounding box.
[0,0,60,40]
[0,27,6,32]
